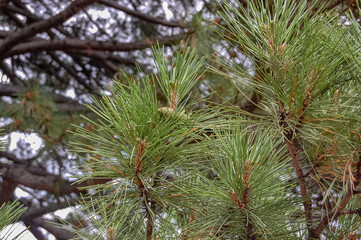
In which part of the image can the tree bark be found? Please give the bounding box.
[0,0,98,59]
[3,32,190,58]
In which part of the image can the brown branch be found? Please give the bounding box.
[49,52,95,92]
[243,163,254,240]
[3,32,191,58]
[145,192,154,240]
[66,49,140,67]
[0,30,9,38]
[0,163,111,204]
[10,0,74,37]
[0,61,21,84]
[65,49,148,73]
[23,219,47,240]
[0,178,17,203]
[286,139,314,233]
[31,217,74,240]
[99,0,183,28]
[0,0,98,59]
[20,198,79,221]
[102,59,119,73]
[133,138,155,240]
[0,0,11,8]
[3,4,38,21]
[0,151,29,164]
[339,208,361,216]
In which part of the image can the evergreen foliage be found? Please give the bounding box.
[70,0,361,239]
[1,0,360,239]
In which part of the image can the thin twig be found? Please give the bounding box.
[285,139,314,234]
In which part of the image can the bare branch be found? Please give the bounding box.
[0,151,29,164]
[23,219,47,240]
[20,198,79,221]
[31,217,74,240]
[99,0,183,28]
[0,0,11,9]
[0,0,98,59]
[49,52,95,92]
[0,61,21,84]
[4,32,191,58]
[0,162,111,203]
[0,178,17,203]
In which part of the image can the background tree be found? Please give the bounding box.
[0,0,360,239]
[0,130,26,240]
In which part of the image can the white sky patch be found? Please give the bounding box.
[117,11,125,19]
[89,25,98,34]
[0,73,10,84]
[196,1,204,11]
[16,71,26,79]
[162,2,173,20]
[14,188,31,199]
[53,207,72,219]
[88,9,111,20]
[0,223,36,240]
[9,132,43,154]
[0,117,13,127]
[102,89,112,96]
[65,88,76,99]
[15,14,26,22]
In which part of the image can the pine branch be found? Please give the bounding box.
[0,84,90,111]
[312,153,361,238]
[279,104,314,234]
[285,138,314,233]
[339,208,361,216]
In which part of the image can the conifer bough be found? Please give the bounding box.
[67,0,361,239]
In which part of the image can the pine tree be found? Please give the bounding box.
[61,0,361,239]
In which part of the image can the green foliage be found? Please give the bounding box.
[70,47,206,239]
[186,124,300,239]
[153,45,205,110]
[69,0,361,239]
[213,0,361,238]
[70,45,303,239]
